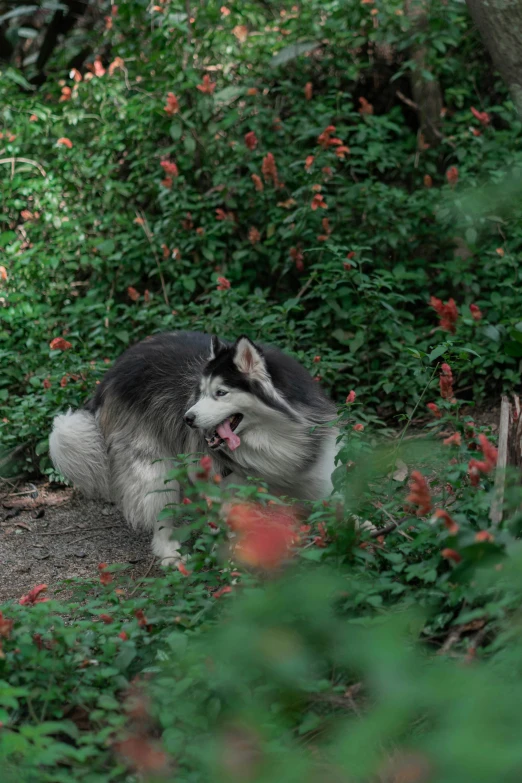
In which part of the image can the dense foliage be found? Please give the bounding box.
[1,1,522,781]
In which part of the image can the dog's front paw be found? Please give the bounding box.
[152,538,183,567]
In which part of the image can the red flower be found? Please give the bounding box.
[305,155,314,171]
[439,363,454,400]
[352,423,364,432]
[251,173,264,191]
[116,736,168,773]
[178,562,191,576]
[304,82,313,100]
[19,584,49,605]
[317,125,336,148]
[475,530,494,542]
[430,296,459,334]
[43,377,51,390]
[227,503,298,569]
[118,631,129,640]
[216,276,231,291]
[407,471,432,516]
[441,548,461,564]
[478,434,498,468]
[50,337,72,351]
[99,614,114,624]
[244,131,258,150]
[311,193,327,210]
[181,212,193,230]
[289,247,304,272]
[335,145,350,159]
[424,174,433,188]
[261,152,279,186]
[134,609,149,629]
[427,402,441,418]
[346,390,356,404]
[60,375,68,388]
[198,454,213,478]
[197,74,216,94]
[443,432,461,446]
[358,97,373,115]
[434,509,459,535]
[57,137,73,148]
[127,286,140,302]
[248,227,261,244]
[469,303,482,321]
[161,176,173,189]
[471,106,490,126]
[59,86,72,102]
[0,611,13,638]
[446,166,459,186]
[98,562,113,586]
[182,497,192,505]
[215,208,234,221]
[214,585,233,599]
[164,92,179,116]
[160,160,179,176]
[0,265,7,281]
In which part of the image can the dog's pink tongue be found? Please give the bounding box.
[217,419,241,451]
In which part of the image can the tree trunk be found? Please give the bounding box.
[405,0,443,147]
[466,0,522,117]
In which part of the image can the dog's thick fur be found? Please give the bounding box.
[50,331,338,563]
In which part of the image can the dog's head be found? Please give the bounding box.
[183,335,296,452]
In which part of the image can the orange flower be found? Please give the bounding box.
[427,402,441,418]
[160,160,179,176]
[246,87,258,96]
[29,113,38,121]
[216,208,234,221]
[59,86,72,102]
[407,470,432,516]
[446,166,459,186]
[423,174,433,188]
[98,562,113,586]
[251,173,264,191]
[197,74,216,94]
[217,276,230,291]
[57,137,73,148]
[443,432,461,446]
[478,434,498,468]
[261,152,279,186]
[164,92,179,115]
[0,265,7,281]
[311,193,327,210]
[227,503,298,569]
[0,611,13,638]
[439,363,454,400]
[434,509,459,535]
[430,296,458,334]
[214,585,233,598]
[496,248,505,257]
[49,337,72,350]
[221,5,231,15]
[99,614,114,624]
[358,97,373,115]
[353,423,364,432]
[441,548,461,564]
[289,247,304,272]
[317,125,336,148]
[305,155,314,171]
[108,57,124,76]
[244,131,258,150]
[60,375,68,388]
[19,584,49,605]
[248,227,261,244]
[469,303,482,321]
[70,67,82,82]
[43,377,51,390]
[93,56,106,77]
[127,286,140,301]
[471,106,490,126]
[475,530,494,543]
[335,145,350,159]
[346,390,356,404]
[304,82,313,100]
[178,562,191,576]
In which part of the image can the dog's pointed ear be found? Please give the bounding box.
[208,335,225,361]
[233,336,269,381]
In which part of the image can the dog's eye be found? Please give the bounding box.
[215,389,228,397]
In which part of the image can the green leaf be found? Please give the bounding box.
[270,41,321,67]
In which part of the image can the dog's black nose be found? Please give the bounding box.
[184,412,196,427]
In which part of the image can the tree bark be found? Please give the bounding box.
[466,0,522,117]
[405,0,443,147]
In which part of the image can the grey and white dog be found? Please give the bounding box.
[49,331,338,563]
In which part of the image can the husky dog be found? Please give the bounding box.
[49,332,338,564]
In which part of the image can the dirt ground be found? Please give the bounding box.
[0,483,157,605]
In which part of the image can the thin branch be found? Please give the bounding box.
[0,157,47,177]
[490,395,511,525]
[136,209,170,308]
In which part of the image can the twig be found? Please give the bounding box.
[0,157,47,177]
[296,273,316,301]
[129,557,157,596]
[371,504,414,540]
[490,395,511,525]
[136,209,170,308]
[396,89,419,111]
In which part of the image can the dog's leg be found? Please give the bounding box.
[151,517,182,566]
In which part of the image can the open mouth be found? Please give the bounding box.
[205,414,243,451]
